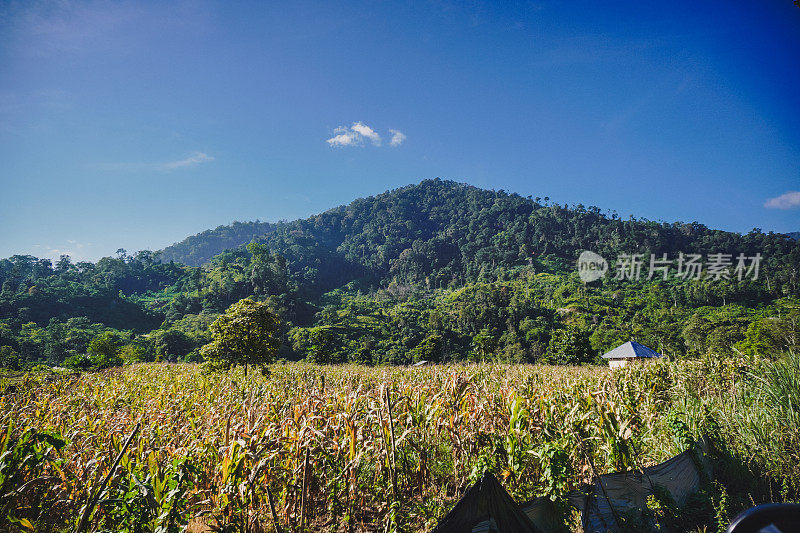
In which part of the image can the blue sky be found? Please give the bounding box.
[1,0,798,262]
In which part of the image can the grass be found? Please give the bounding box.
[0,356,797,532]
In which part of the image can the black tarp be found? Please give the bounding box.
[430,472,544,533]
[578,438,712,532]
[432,439,711,533]
[520,496,564,533]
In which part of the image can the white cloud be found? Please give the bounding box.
[389,129,406,147]
[326,122,403,148]
[326,127,360,147]
[94,151,215,172]
[764,191,800,210]
[161,151,214,170]
[351,122,382,145]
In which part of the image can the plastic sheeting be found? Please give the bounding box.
[430,472,544,533]
[432,440,711,533]
[578,438,712,532]
[521,496,563,533]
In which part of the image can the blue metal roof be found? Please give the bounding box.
[601,340,662,359]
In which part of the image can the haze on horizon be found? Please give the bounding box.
[1,0,798,262]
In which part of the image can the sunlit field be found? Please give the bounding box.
[2,357,798,532]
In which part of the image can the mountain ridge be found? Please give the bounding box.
[159,220,276,266]
[2,179,799,368]
[160,179,790,269]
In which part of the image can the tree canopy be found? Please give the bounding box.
[1,179,798,369]
[200,298,281,375]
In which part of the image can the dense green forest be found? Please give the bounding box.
[159,220,276,266]
[1,179,798,370]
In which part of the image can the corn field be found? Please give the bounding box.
[1,356,798,532]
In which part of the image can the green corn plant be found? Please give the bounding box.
[0,424,67,532]
[533,439,573,502]
[94,443,197,532]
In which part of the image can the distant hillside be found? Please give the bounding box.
[787,231,800,240]
[3,179,799,368]
[167,179,798,290]
[159,220,276,266]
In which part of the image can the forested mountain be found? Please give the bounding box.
[159,220,276,266]
[248,180,798,289]
[162,179,798,285]
[2,179,799,369]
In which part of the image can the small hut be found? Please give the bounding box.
[602,341,662,368]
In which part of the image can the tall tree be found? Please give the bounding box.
[200,298,281,376]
